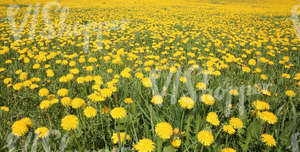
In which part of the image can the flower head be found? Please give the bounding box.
[229,118,243,129]
[258,111,277,124]
[221,147,236,152]
[142,77,152,88]
[151,95,163,105]
[171,138,181,148]
[206,112,220,126]
[252,100,270,111]
[178,97,194,109]
[201,94,215,105]
[84,106,97,118]
[61,115,79,131]
[261,134,276,147]
[71,98,85,109]
[155,122,173,139]
[35,127,49,138]
[39,88,49,97]
[134,138,155,152]
[223,125,235,135]
[110,107,127,119]
[197,130,214,146]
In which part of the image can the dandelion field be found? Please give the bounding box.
[0,0,299,151]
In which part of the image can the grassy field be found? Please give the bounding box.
[0,0,299,151]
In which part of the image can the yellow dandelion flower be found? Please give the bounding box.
[12,121,29,136]
[34,127,49,138]
[124,98,133,104]
[201,94,215,105]
[46,69,54,77]
[142,77,152,88]
[180,77,187,83]
[261,134,276,147]
[61,97,71,107]
[248,59,256,66]
[252,100,270,110]
[285,90,296,97]
[171,138,181,148]
[84,106,97,118]
[229,89,239,96]
[39,88,49,97]
[40,100,51,110]
[229,118,243,129]
[1,106,9,112]
[57,88,68,97]
[221,147,236,152]
[206,112,220,126]
[223,125,235,135]
[197,130,214,146]
[110,107,127,119]
[61,115,79,131]
[155,122,173,139]
[196,82,207,90]
[151,95,163,105]
[178,97,194,109]
[134,138,155,152]
[258,111,277,124]
[135,72,144,79]
[71,98,86,109]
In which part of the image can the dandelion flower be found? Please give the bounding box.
[11,117,32,137]
[39,88,49,97]
[124,98,133,104]
[252,100,270,110]
[206,112,220,126]
[134,138,155,152]
[229,118,243,129]
[171,138,181,148]
[151,95,163,105]
[201,94,215,105]
[221,147,236,152]
[285,90,296,97]
[110,107,127,119]
[258,111,277,124]
[35,127,49,138]
[229,89,239,96]
[196,82,207,90]
[61,115,79,131]
[261,134,276,147]
[12,121,29,136]
[84,106,97,118]
[61,97,72,107]
[155,122,173,139]
[71,98,85,109]
[142,77,152,88]
[178,97,194,109]
[223,125,235,135]
[197,130,214,146]
[57,88,68,97]
[40,100,51,110]
[0,106,9,112]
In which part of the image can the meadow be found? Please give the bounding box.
[0,0,299,151]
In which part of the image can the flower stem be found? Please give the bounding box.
[180,110,186,131]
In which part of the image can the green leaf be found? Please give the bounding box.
[163,145,176,152]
